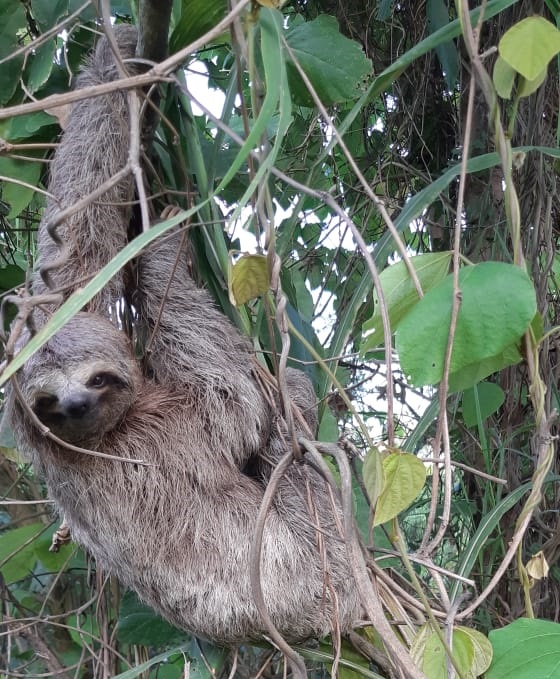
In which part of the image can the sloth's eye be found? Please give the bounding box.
[87,372,124,389]
[89,374,108,388]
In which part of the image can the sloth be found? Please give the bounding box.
[7,26,361,643]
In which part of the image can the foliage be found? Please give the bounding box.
[486,618,560,678]
[1,0,560,678]
[395,262,536,390]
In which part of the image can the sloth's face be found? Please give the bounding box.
[29,364,135,443]
[19,313,140,444]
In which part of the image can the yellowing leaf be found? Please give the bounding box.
[0,446,23,463]
[410,624,433,667]
[424,630,473,679]
[374,450,426,525]
[228,254,269,306]
[411,624,492,679]
[499,16,560,81]
[459,627,493,677]
[493,56,516,99]
[518,67,547,98]
[363,446,385,507]
[526,550,549,580]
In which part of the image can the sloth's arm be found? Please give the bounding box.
[34,26,139,315]
[137,229,318,437]
[136,233,258,390]
[136,233,271,464]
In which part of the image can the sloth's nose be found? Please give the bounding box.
[60,394,92,419]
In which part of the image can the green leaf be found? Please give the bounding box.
[117,591,187,646]
[427,0,459,88]
[362,447,385,507]
[314,2,528,402]
[228,254,269,306]
[170,0,228,52]
[112,645,190,679]
[0,0,26,104]
[0,56,24,105]
[285,15,372,106]
[404,396,439,452]
[487,618,560,679]
[374,451,426,525]
[66,611,99,647]
[0,522,45,584]
[450,478,560,604]
[448,344,522,393]
[360,252,452,354]
[0,0,26,55]
[148,664,183,679]
[376,0,394,20]
[499,16,560,81]
[396,262,536,387]
[31,0,69,30]
[0,111,57,141]
[493,55,516,99]
[187,640,229,679]
[296,642,384,678]
[352,459,372,540]
[25,39,56,94]
[322,639,374,679]
[450,482,529,601]
[215,7,292,214]
[318,407,338,442]
[530,311,544,343]
[285,266,314,323]
[0,155,42,217]
[462,382,505,427]
[0,264,25,292]
[493,51,547,100]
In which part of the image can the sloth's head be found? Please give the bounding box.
[19,313,141,444]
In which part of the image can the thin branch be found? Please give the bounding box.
[303,439,427,679]
[249,449,308,679]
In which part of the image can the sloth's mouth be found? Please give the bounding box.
[33,408,98,445]
[41,412,65,424]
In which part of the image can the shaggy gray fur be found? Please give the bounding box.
[34,25,137,313]
[9,26,361,643]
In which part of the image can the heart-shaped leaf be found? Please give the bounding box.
[374,450,426,525]
[396,262,536,388]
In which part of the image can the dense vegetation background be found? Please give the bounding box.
[1,0,560,677]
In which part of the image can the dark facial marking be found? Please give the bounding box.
[86,372,125,390]
[34,394,58,415]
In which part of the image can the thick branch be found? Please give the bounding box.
[137,0,173,63]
